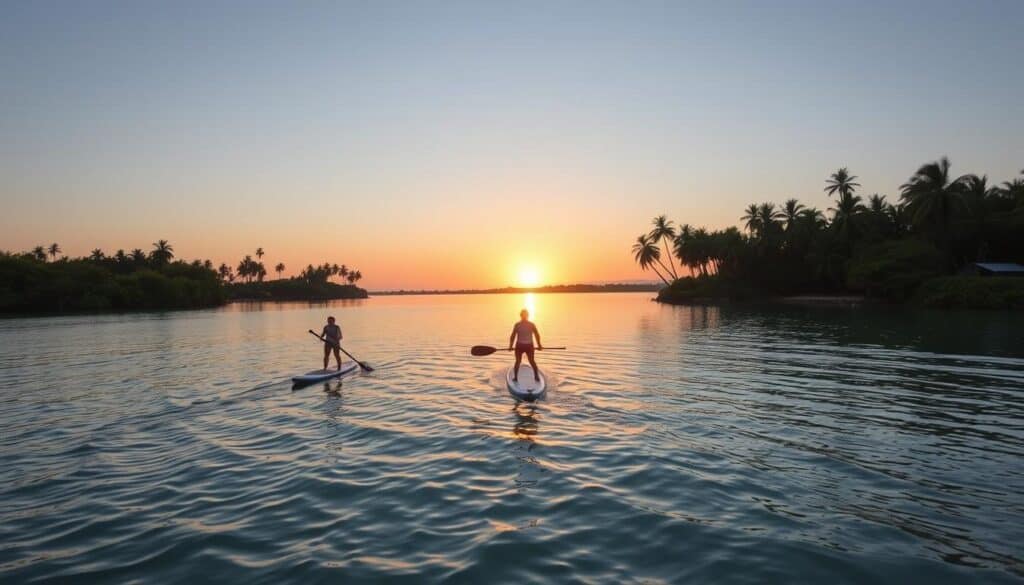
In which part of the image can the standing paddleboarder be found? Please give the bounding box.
[319,316,344,370]
[508,309,543,383]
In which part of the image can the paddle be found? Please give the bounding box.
[470,345,566,356]
[308,329,374,372]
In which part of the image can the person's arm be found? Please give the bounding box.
[320,326,328,341]
[509,326,516,350]
[533,324,543,350]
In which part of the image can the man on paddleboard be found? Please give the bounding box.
[508,309,543,383]
[319,316,343,370]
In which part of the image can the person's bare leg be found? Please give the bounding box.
[323,345,330,370]
[334,347,342,370]
[513,352,522,382]
[527,352,540,382]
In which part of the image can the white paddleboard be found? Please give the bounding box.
[292,361,359,384]
[506,365,547,401]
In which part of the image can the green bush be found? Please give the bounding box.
[0,253,226,314]
[847,239,945,302]
[916,276,1024,309]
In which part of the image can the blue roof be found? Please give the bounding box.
[975,262,1024,272]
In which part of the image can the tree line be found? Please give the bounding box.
[633,157,1024,305]
[1,239,224,312]
[1,240,370,312]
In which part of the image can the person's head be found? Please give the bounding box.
[327,316,336,324]
[519,309,529,321]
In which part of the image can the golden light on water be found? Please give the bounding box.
[523,292,537,319]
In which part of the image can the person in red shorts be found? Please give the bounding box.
[508,309,543,383]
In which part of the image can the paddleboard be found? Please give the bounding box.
[506,365,547,401]
[292,361,359,384]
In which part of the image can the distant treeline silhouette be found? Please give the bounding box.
[0,242,369,313]
[372,283,661,295]
[634,158,1024,308]
[0,240,224,313]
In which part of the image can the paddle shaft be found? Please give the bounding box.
[308,329,373,372]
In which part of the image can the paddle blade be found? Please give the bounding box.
[471,345,499,356]
[357,361,375,372]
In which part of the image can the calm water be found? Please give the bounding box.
[1,293,1023,584]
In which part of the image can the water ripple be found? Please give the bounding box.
[1,295,1022,583]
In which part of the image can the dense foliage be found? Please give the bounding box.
[0,242,371,313]
[634,158,1024,306]
[0,242,224,313]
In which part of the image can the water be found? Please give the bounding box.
[1,293,1022,583]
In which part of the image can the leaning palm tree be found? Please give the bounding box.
[741,204,762,236]
[648,215,679,279]
[31,245,47,262]
[47,243,61,261]
[150,240,174,265]
[275,262,285,279]
[899,156,969,243]
[782,199,805,231]
[824,167,860,199]
[632,234,671,286]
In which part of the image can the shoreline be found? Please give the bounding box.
[655,294,868,307]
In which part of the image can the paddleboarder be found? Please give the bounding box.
[508,309,543,383]
[319,316,343,370]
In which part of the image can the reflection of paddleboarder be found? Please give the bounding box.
[318,316,343,370]
[508,309,543,383]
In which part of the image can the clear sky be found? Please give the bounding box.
[2,1,1022,289]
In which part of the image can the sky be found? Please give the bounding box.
[2,0,1022,290]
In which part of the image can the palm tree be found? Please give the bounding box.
[741,204,762,236]
[150,240,174,265]
[31,246,47,262]
[899,156,968,243]
[275,262,285,279]
[351,270,362,284]
[1001,177,1024,208]
[218,263,232,282]
[782,199,805,232]
[237,255,254,282]
[130,248,147,265]
[649,215,679,279]
[800,207,826,225]
[829,193,866,237]
[632,234,671,286]
[256,247,264,261]
[824,167,860,199]
[89,249,105,261]
[47,243,61,261]
[960,175,995,220]
[757,202,783,236]
[114,249,127,264]
[868,194,887,213]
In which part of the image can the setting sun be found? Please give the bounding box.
[517,265,542,288]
